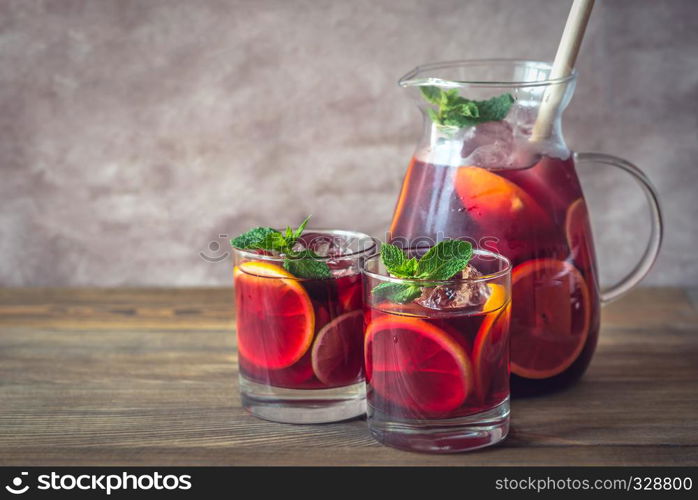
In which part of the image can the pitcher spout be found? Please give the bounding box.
[398,59,577,167]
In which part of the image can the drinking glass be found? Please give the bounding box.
[362,248,511,452]
[233,229,376,423]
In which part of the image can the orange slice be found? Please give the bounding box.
[389,156,417,235]
[482,283,507,314]
[311,310,364,387]
[337,275,363,313]
[565,197,595,272]
[472,284,511,401]
[365,316,472,416]
[509,258,591,379]
[234,261,315,369]
[455,166,551,229]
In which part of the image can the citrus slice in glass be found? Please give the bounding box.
[234,261,315,369]
[311,310,364,386]
[455,166,551,228]
[509,258,591,379]
[365,316,472,416]
[565,197,595,272]
[472,284,511,401]
[337,275,363,313]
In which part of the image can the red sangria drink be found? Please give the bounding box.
[362,242,511,453]
[389,61,662,396]
[231,219,375,423]
[391,154,601,395]
[388,61,608,397]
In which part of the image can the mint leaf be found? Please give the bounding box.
[231,216,331,279]
[420,85,442,105]
[279,215,311,250]
[375,244,422,303]
[372,282,408,301]
[391,257,418,278]
[257,231,290,253]
[283,250,332,279]
[380,243,406,272]
[381,244,419,278]
[393,285,423,304]
[371,282,422,304]
[375,240,475,305]
[476,93,515,122]
[292,215,311,241]
[230,227,278,250]
[427,108,440,124]
[420,85,515,128]
[416,240,473,280]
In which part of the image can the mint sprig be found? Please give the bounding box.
[230,226,278,250]
[415,241,473,280]
[372,282,423,304]
[230,216,331,279]
[283,249,332,279]
[420,86,514,128]
[373,240,473,304]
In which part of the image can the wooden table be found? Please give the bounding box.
[0,287,696,466]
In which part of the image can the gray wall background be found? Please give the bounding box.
[1,0,696,287]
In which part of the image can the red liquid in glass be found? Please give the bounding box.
[390,155,601,395]
[235,269,364,390]
[364,302,510,420]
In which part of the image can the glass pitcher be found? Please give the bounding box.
[388,60,663,395]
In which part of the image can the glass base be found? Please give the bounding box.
[367,397,510,453]
[239,377,366,424]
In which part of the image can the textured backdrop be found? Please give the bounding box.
[1,0,696,287]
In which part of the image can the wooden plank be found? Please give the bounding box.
[0,287,696,466]
[0,288,235,330]
[601,287,698,330]
[1,445,695,467]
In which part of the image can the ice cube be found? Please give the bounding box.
[507,143,542,169]
[293,233,358,277]
[327,259,357,278]
[296,232,345,258]
[507,102,538,138]
[460,121,514,167]
[415,265,490,310]
[505,101,568,167]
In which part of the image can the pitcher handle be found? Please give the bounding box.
[575,152,663,304]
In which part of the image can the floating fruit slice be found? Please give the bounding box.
[498,155,575,210]
[372,300,427,318]
[389,156,417,235]
[455,166,551,227]
[234,261,315,369]
[311,310,364,387]
[365,316,472,416]
[473,285,511,402]
[482,283,507,314]
[565,197,595,272]
[337,275,363,313]
[509,258,591,379]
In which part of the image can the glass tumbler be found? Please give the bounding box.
[233,229,376,423]
[362,248,511,452]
